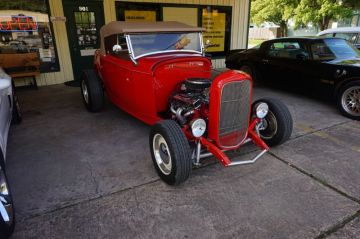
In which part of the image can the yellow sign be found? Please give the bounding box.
[124,10,156,22]
[163,7,198,27]
[202,10,226,52]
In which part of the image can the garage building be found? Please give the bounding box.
[0,0,250,87]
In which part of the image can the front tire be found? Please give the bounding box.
[337,80,360,120]
[0,157,15,238]
[253,98,293,146]
[80,69,104,112]
[149,120,192,185]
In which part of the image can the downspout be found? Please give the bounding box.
[246,0,251,49]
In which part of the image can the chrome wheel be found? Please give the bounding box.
[153,134,172,175]
[81,80,89,104]
[0,169,14,227]
[259,111,278,140]
[341,86,360,117]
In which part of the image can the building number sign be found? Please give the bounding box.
[79,6,89,12]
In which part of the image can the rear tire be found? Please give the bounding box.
[253,98,293,146]
[240,65,253,78]
[149,120,192,185]
[0,156,15,239]
[80,69,104,112]
[240,63,261,86]
[337,80,360,120]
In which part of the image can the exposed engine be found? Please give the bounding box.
[169,78,211,125]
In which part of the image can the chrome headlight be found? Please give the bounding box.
[191,118,206,137]
[255,102,269,119]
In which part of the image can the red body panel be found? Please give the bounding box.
[208,70,253,150]
[199,118,269,167]
[95,50,269,167]
[153,58,211,112]
[96,51,211,125]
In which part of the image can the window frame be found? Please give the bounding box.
[115,1,232,58]
[104,33,131,60]
[265,40,309,60]
[0,0,60,73]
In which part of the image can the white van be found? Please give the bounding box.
[317,27,360,50]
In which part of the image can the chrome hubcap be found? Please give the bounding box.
[259,111,278,140]
[153,134,172,175]
[81,80,89,104]
[0,169,13,225]
[342,86,360,116]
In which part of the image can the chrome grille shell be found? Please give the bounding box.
[218,80,251,148]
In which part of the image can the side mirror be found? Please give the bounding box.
[204,39,216,49]
[296,53,308,60]
[112,44,122,54]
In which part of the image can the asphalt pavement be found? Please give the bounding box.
[5,83,360,239]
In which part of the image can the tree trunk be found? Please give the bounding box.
[279,20,288,37]
[319,16,331,31]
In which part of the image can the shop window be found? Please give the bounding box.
[74,12,98,47]
[115,2,232,57]
[0,0,60,73]
[163,7,198,27]
[116,2,160,22]
[201,6,232,56]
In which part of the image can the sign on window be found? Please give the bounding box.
[202,10,226,52]
[124,10,156,22]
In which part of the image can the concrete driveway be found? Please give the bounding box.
[6,84,360,238]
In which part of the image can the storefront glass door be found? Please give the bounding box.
[63,0,104,83]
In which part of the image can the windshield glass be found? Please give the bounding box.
[129,32,202,59]
[311,38,360,61]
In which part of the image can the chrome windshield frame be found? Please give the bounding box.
[126,32,204,62]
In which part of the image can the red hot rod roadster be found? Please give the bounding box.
[80,21,293,185]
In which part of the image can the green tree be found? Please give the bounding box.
[251,0,357,35]
[293,0,353,31]
[251,0,300,37]
[251,0,299,37]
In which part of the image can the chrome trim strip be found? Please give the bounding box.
[125,34,137,65]
[228,149,268,166]
[199,138,252,159]
[134,50,203,60]
[127,33,204,60]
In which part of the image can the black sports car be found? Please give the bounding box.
[225,37,360,120]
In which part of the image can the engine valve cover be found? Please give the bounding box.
[185,78,211,91]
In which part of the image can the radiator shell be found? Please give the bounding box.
[208,70,252,149]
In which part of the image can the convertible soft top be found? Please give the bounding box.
[100,21,204,39]
[100,21,204,55]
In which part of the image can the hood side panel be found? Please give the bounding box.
[153,57,211,112]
